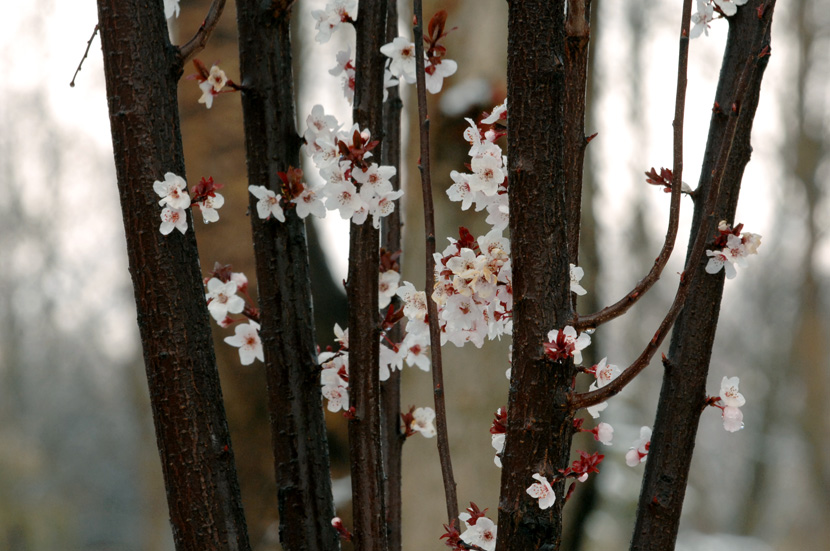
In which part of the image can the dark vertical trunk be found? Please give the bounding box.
[630,3,775,549]
[497,1,575,549]
[380,1,405,549]
[96,1,251,549]
[348,2,389,550]
[235,2,340,550]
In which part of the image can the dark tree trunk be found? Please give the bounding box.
[497,1,576,549]
[96,1,251,549]
[630,3,776,549]
[380,1,405,549]
[235,2,340,550]
[348,1,389,550]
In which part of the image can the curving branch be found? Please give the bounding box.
[570,12,767,412]
[572,9,688,330]
[178,0,227,64]
[412,0,458,525]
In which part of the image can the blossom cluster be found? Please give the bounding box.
[301,105,403,229]
[446,108,509,232]
[526,451,605,510]
[311,0,356,44]
[203,263,263,366]
[154,173,225,235]
[705,220,761,279]
[716,376,746,432]
[190,60,238,110]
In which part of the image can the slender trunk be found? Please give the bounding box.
[96,1,251,549]
[630,3,776,549]
[348,1,389,550]
[497,2,575,549]
[235,3,340,550]
[380,1,405,549]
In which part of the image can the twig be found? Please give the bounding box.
[413,0,458,524]
[570,43,761,411]
[570,0,694,410]
[573,14,687,330]
[178,0,227,64]
[69,24,99,87]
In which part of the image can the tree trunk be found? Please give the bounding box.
[96,1,251,549]
[630,3,776,549]
[235,2,340,550]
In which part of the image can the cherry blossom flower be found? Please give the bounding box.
[586,357,621,418]
[205,278,245,322]
[459,515,497,551]
[625,426,652,467]
[690,2,715,39]
[526,473,555,510]
[378,270,401,309]
[380,37,418,84]
[224,321,264,365]
[719,376,746,407]
[544,326,591,365]
[207,65,228,93]
[482,99,507,125]
[160,207,187,235]
[593,422,614,445]
[311,0,356,43]
[164,0,180,19]
[425,58,457,94]
[249,185,285,222]
[409,407,437,438]
[722,406,744,432]
[570,264,587,296]
[291,186,327,219]
[154,172,191,209]
[195,193,224,223]
[397,282,428,321]
[198,81,217,109]
[330,48,356,103]
[706,221,762,278]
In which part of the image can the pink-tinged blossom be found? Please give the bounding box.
[380,37,418,84]
[311,0,356,44]
[625,426,652,467]
[197,80,217,109]
[722,406,744,432]
[586,357,620,418]
[425,58,457,94]
[545,326,591,365]
[249,185,286,222]
[481,99,507,125]
[570,264,587,296]
[526,473,555,510]
[458,514,497,551]
[690,2,715,39]
[160,206,188,235]
[719,376,746,407]
[322,384,349,413]
[224,321,264,365]
[207,65,228,93]
[410,407,437,438]
[205,278,244,322]
[196,192,224,223]
[397,281,428,321]
[154,172,191,209]
[593,422,614,445]
[291,186,327,219]
[378,270,401,309]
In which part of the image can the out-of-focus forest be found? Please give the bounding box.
[2,0,828,549]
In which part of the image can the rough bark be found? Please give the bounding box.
[496,2,575,549]
[96,1,251,549]
[630,3,776,549]
[348,1,389,550]
[235,2,339,550]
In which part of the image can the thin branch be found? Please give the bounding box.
[570,34,762,412]
[178,0,227,64]
[69,24,99,87]
[413,0,458,524]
